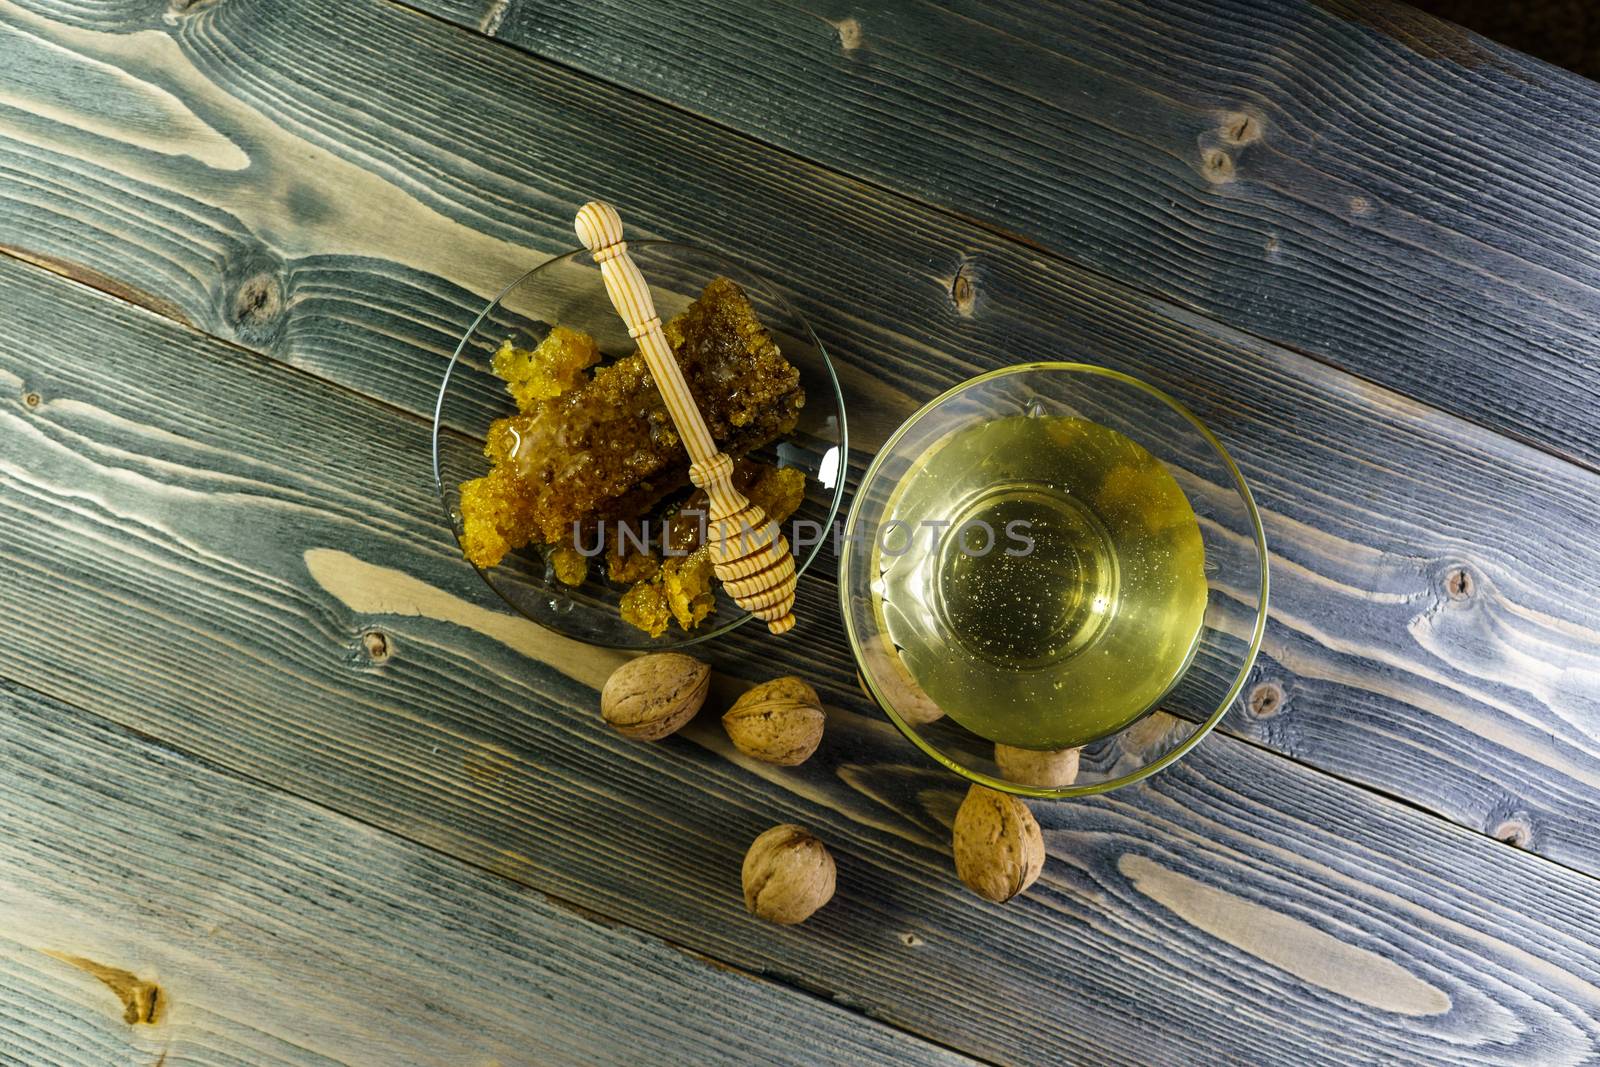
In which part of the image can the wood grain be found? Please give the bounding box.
[0,0,1597,879]
[3,254,1600,1064]
[476,0,1600,469]
[0,680,980,1067]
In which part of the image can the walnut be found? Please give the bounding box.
[599,653,709,741]
[859,642,943,725]
[722,677,824,765]
[742,824,836,924]
[952,785,1044,903]
[994,744,1080,788]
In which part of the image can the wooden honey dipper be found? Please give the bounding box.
[574,201,798,635]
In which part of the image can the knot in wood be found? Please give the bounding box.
[230,272,284,336]
[1444,566,1474,600]
[1220,111,1262,146]
[836,17,863,51]
[22,391,41,409]
[1201,148,1235,184]
[361,629,391,661]
[44,953,163,1025]
[1248,680,1284,718]
[950,261,978,317]
[1491,816,1531,849]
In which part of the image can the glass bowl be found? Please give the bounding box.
[433,241,847,648]
[840,363,1268,797]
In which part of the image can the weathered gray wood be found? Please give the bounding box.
[4,254,1600,1065]
[0,680,981,1067]
[2,0,1600,881]
[477,0,1600,470]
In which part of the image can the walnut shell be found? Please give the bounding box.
[600,653,709,741]
[952,785,1044,903]
[723,677,824,765]
[742,824,836,924]
[858,643,943,725]
[994,744,1081,788]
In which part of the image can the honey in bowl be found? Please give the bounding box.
[872,412,1207,750]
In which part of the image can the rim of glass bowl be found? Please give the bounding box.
[431,241,849,648]
[839,361,1270,798]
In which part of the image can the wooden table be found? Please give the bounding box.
[2,1,1598,1063]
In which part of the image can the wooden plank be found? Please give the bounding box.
[4,253,1600,1065]
[473,0,1600,469]
[0,680,980,1067]
[1,0,1597,872]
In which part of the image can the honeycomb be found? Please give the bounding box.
[458,277,804,569]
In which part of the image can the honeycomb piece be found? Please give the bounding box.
[661,277,804,440]
[492,325,599,412]
[459,467,541,570]
[620,548,717,637]
[549,545,589,587]
[606,537,662,584]
[665,496,708,555]
[461,277,804,561]
[746,465,807,526]
[663,550,717,630]
[460,278,804,584]
[619,578,672,638]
